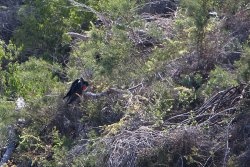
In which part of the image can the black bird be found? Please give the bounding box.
[63,77,90,104]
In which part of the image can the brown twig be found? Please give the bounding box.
[165,84,245,126]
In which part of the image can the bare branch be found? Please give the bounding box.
[83,84,145,99]
[128,83,143,92]
[66,32,89,41]
[68,0,111,28]
[165,84,246,127]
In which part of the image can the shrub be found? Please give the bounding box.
[202,66,238,97]
[5,58,61,100]
[68,0,147,86]
[0,101,16,148]
[235,45,250,83]
[14,0,96,62]
[181,0,213,56]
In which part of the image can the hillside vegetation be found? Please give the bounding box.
[0,0,250,166]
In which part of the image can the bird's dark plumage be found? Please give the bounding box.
[64,77,89,104]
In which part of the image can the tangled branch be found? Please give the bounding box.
[102,126,168,167]
[165,84,247,126]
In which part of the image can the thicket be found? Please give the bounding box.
[0,0,249,166]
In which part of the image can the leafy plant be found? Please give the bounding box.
[14,0,96,62]
[5,58,61,100]
[235,45,250,83]
[68,0,146,85]
[180,73,203,89]
[41,128,69,167]
[181,0,213,56]
[202,66,238,96]
[0,101,16,148]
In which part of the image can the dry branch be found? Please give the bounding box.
[102,126,168,167]
[68,126,169,167]
[66,32,89,41]
[165,84,246,127]
[83,88,127,99]
[84,84,143,99]
[68,0,111,28]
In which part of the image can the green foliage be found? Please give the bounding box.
[0,41,23,159]
[1,40,21,61]
[17,129,49,166]
[145,38,187,73]
[0,40,22,95]
[175,86,196,107]
[0,101,16,124]
[42,128,69,167]
[69,0,183,86]
[17,126,70,166]
[0,101,16,147]
[80,95,123,127]
[180,73,203,89]
[181,0,211,29]
[181,0,213,55]
[72,141,106,167]
[5,58,61,100]
[98,0,137,21]
[18,133,45,152]
[68,0,145,85]
[235,45,250,83]
[83,98,105,124]
[70,27,123,82]
[0,39,20,56]
[14,0,96,62]
[148,82,174,122]
[202,66,238,96]
[1,0,249,166]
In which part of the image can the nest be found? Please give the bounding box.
[104,126,168,167]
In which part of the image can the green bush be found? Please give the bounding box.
[98,0,137,21]
[0,40,22,96]
[202,66,238,96]
[147,82,174,123]
[41,128,69,167]
[68,0,145,85]
[180,73,203,89]
[0,101,16,148]
[235,45,250,83]
[5,58,61,100]
[14,0,96,62]
[181,0,213,56]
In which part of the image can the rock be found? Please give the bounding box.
[138,0,178,17]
